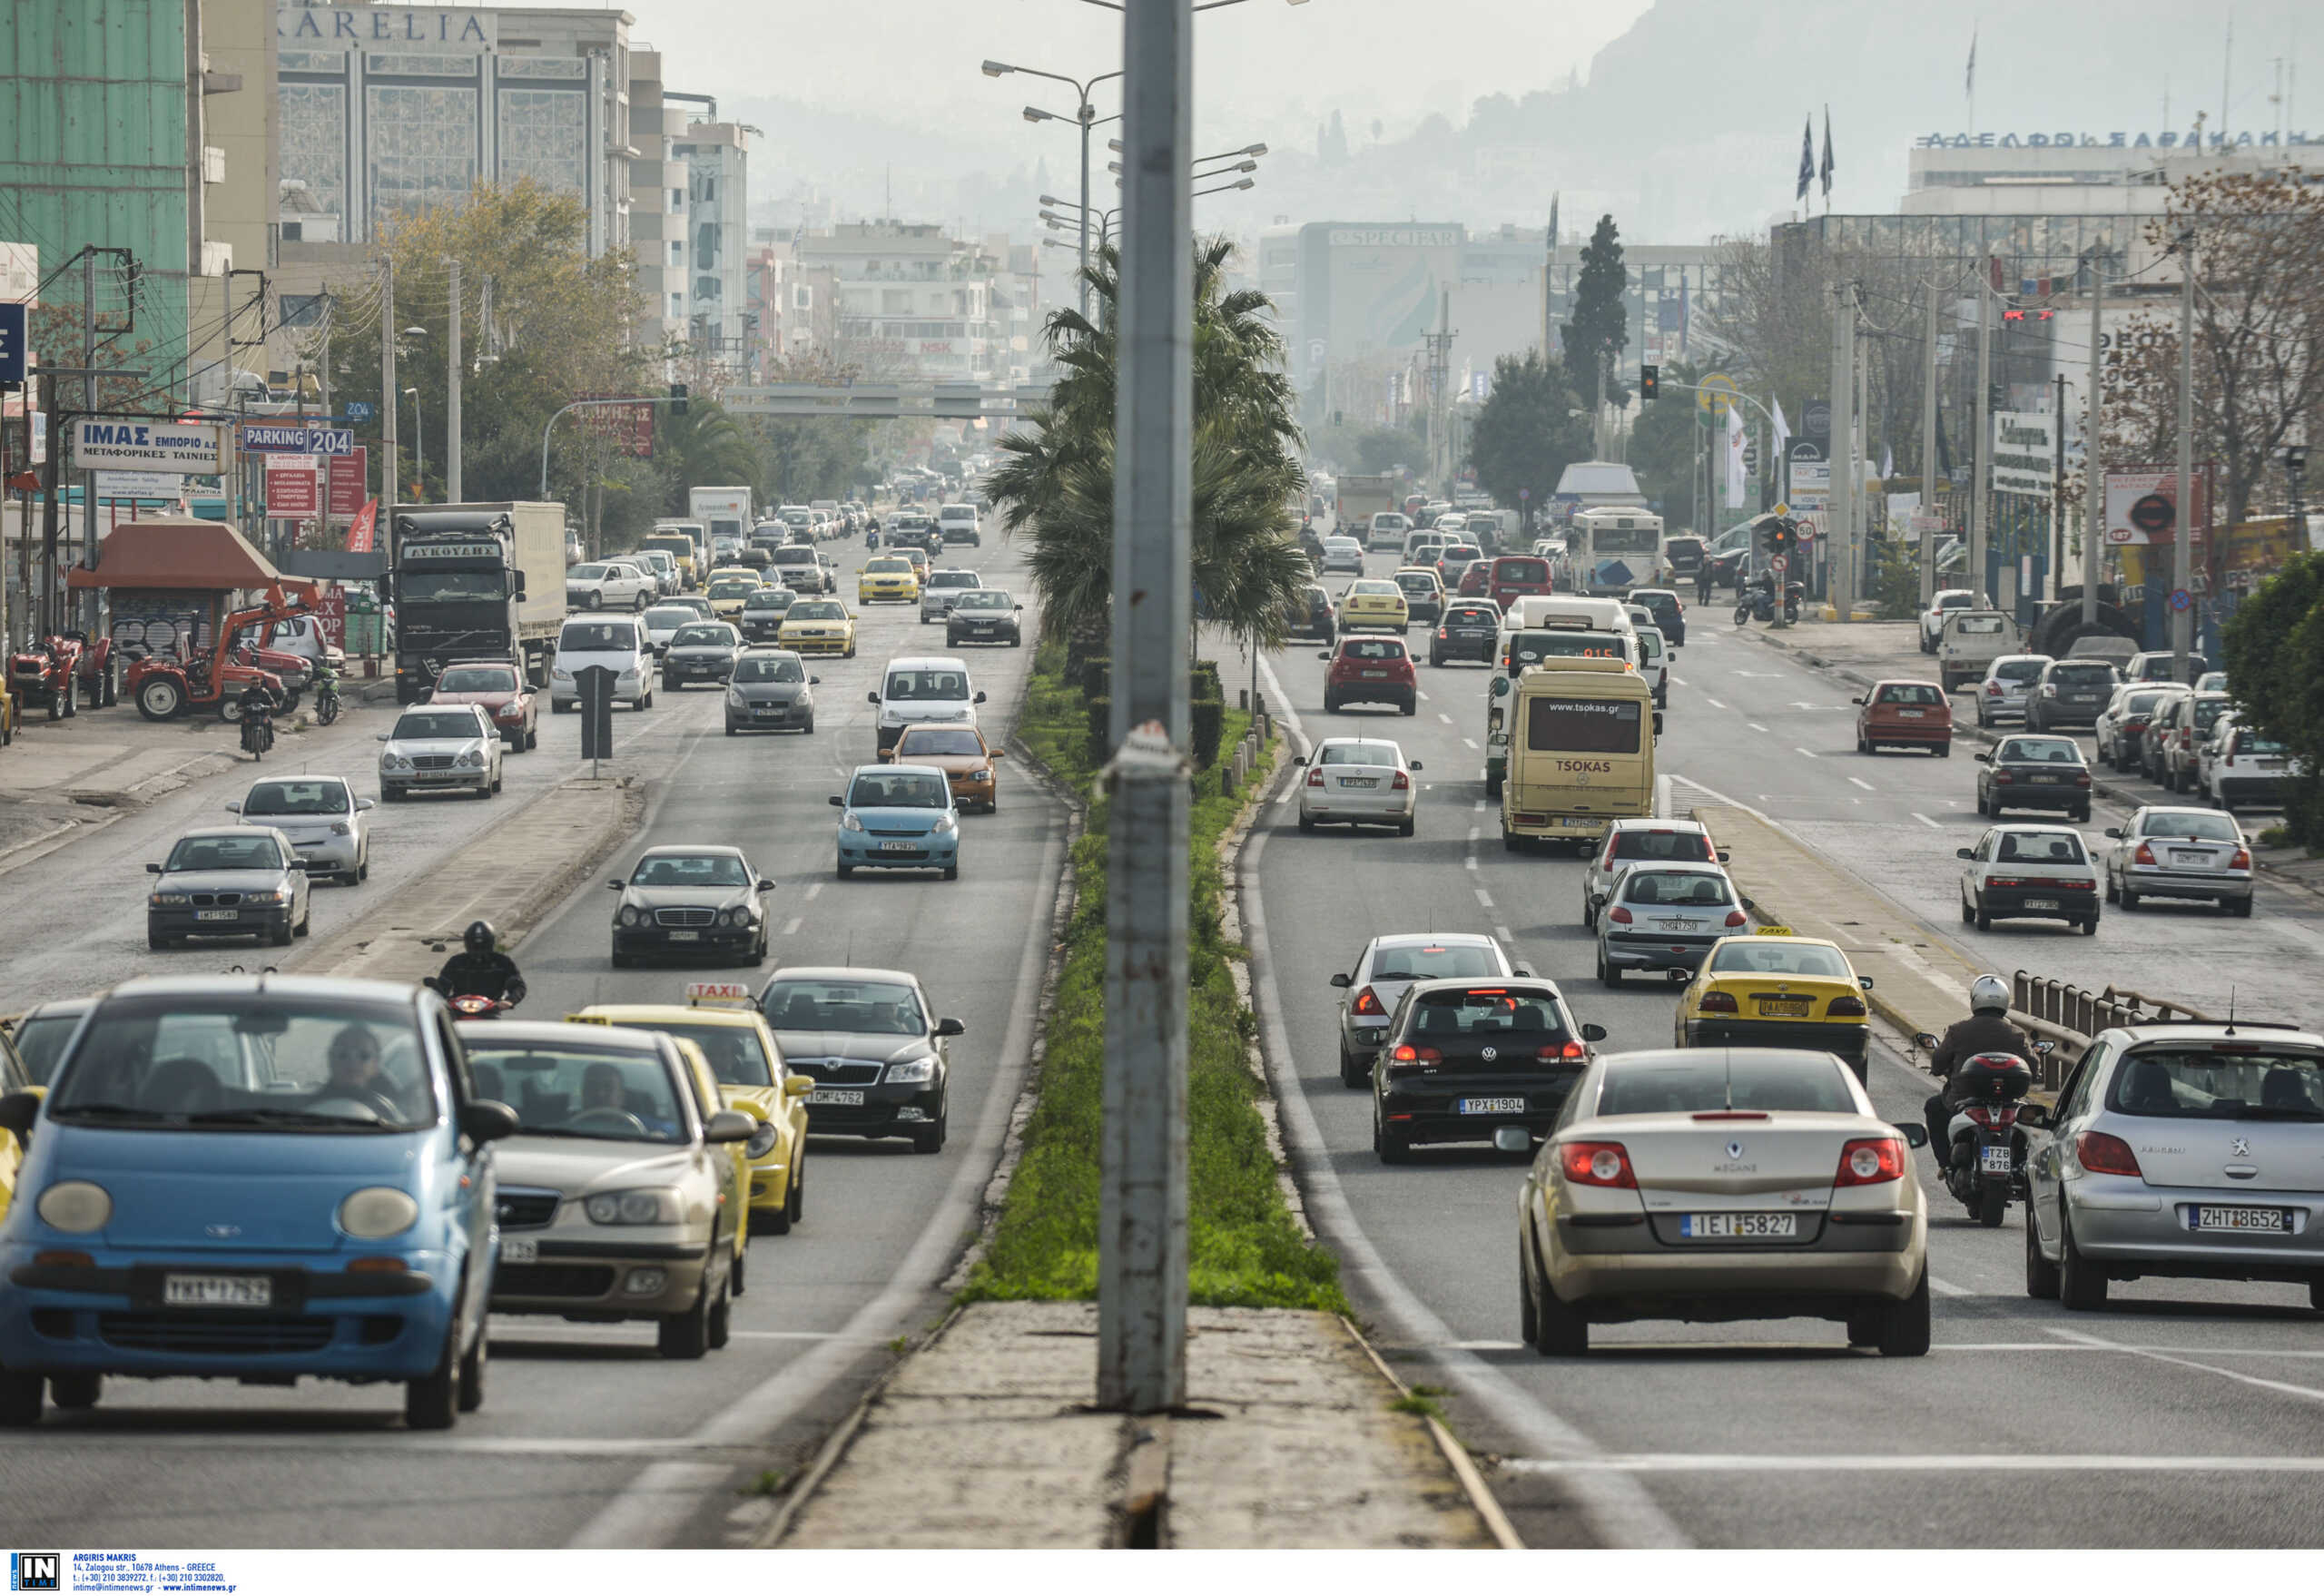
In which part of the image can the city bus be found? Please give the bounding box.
[1564,507,1665,597]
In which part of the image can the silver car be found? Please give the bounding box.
[144,825,314,949]
[378,703,504,803]
[2103,805,2253,914]
[224,773,374,885]
[1591,862,1746,986]
[1295,737,1422,835]
[1320,536,1365,574]
[1580,819,1726,931]
[1972,654,2051,727]
[920,568,982,624]
[1329,931,1527,1086]
[2025,1022,2324,1313]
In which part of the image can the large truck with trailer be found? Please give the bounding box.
[385,501,567,703]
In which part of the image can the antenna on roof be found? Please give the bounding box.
[2225,985,2237,1036]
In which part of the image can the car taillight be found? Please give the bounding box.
[2134,842,2156,865]
[1389,1043,1441,1068]
[1994,771,2015,783]
[1987,682,2004,695]
[1391,770,1410,791]
[1835,1137,1905,1187]
[1306,766,1324,787]
[1723,909,1748,927]
[1608,905,1632,923]
[1438,628,1448,638]
[1697,990,1739,1013]
[1827,995,1867,1017]
[1538,1040,1587,1062]
[1561,1140,1636,1188]
[2074,773,2091,786]
[2075,1130,2143,1178]
[2230,848,2250,869]
[1352,986,1385,1016]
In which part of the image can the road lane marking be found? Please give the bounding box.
[1928,1276,1972,1297]
[780,916,803,936]
[1501,1453,2324,1475]
[1439,712,1453,724]
[1464,857,1480,872]
[2043,1326,2324,1408]
[1462,737,1479,750]
[1494,925,1516,946]
[1474,888,1494,908]
[1669,675,1687,687]
[1913,812,1944,830]
[1416,689,1430,702]
[1847,775,1876,792]
[1794,747,1818,759]
[803,882,822,901]
[1748,722,1769,733]
[1704,695,1727,709]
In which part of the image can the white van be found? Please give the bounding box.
[1937,608,2023,693]
[937,504,982,547]
[550,615,655,712]
[870,655,986,752]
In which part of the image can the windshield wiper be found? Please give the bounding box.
[185,1108,389,1128]
[49,1102,167,1123]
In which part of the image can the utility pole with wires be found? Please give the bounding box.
[2083,261,2103,627]
[1828,282,1856,617]
[1921,277,1940,610]
[1970,274,1994,606]
[446,257,463,504]
[1422,288,1456,496]
[379,256,397,525]
[2172,228,2197,683]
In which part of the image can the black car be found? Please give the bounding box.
[724,647,816,734]
[2024,658,2119,732]
[1428,601,1502,665]
[738,586,799,642]
[1629,587,1686,646]
[757,966,962,1153]
[944,588,1024,647]
[660,621,742,688]
[1976,734,2093,822]
[1285,584,1336,642]
[1371,978,1604,1161]
[608,845,775,967]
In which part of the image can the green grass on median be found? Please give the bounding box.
[961,640,1347,1314]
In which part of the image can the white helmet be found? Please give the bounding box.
[1968,973,2010,1015]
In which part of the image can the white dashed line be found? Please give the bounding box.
[1438,712,1453,724]
[1495,925,1517,945]
[780,917,803,936]
[803,882,823,901]
[1913,812,1944,829]
[1748,722,1769,733]
[1474,888,1494,909]
[1704,696,1727,710]
[1847,775,1875,791]
[1794,746,1818,759]
[1462,737,1479,750]
[1464,857,1480,872]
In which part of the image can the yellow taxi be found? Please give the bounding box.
[568,984,816,1234]
[705,574,762,619]
[857,555,921,606]
[777,597,858,657]
[706,565,759,586]
[1672,927,1874,1079]
[1337,577,1410,634]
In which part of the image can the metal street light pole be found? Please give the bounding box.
[984,61,1122,321]
[2172,229,2197,684]
[402,387,424,505]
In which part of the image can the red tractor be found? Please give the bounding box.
[127,586,308,723]
[7,635,85,720]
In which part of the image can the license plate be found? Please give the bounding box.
[1679,1212,1797,1239]
[1654,919,1699,932]
[2031,774,2061,783]
[1758,999,1811,1017]
[2170,851,2211,866]
[880,841,920,852]
[2259,757,2286,770]
[196,910,239,921]
[1559,817,1596,828]
[2190,1207,2291,1233]
[500,1236,539,1264]
[1361,670,1388,678]
[1978,1145,2014,1174]
[2024,898,2060,910]
[1458,1097,1526,1115]
[163,1274,272,1308]
[667,930,699,941]
[808,1089,866,1107]
[1897,709,1925,718]
[1341,777,1379,789]
[754,707,782,716]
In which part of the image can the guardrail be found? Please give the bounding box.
[2010,971,2215,1087]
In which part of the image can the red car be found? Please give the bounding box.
[1318,635,1416,715]
[1854,678,1953,756]
[428,658,539,750]
[1454,562,1492,596]
[1484,554,1553,610]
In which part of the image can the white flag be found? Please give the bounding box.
[1725,399,1748,508]
[1770,398,1791,480]
[1880,443,1895,479]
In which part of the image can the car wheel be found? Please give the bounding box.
[1338,1042,1365,1089]
[2058,1206,2109,1310]
[148,929,170,951]
[46,1371,100,1411]
[1518,1242,1540,1345]
[1374,1108,1411,1165]
[1296,811,1315,833]
[1974,904,1993,931]
[2104,872,2122,904]
[2025,1204,2062,1299]
[2119,885,2142,911]
[2082,915,2100,936]
[1597,947,1620,990]
[1429,652,1443,666]
[0,1369,44,1427]
[405,1311,464,1429]
[1532,1257,1589,1356]
[2230,895,2254,918]
[271,917,294,948]
[942,863,959,881]
[656,1281,714,1359]
[725,723,738,736]
[2073,805,2090,823]
[526,723,538,751]
[584,591,602,609]
[457,1319,487,1413]
[1397,816,1414,837]
[1856,735,1869,754]
[1960,892,1974,925]
[706,1275,733,1351]
[910,1109,948,1154]
[1484,773,1502,800]
[1974,792,1988,817]
[1876,1267,1933,1356]
[837,861,853,880]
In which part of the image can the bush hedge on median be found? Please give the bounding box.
[2221,551,2324,848]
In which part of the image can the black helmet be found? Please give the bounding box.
[463,920,497,955]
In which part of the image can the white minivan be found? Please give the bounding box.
[550,615,655,712]
[869,655,986,753]
[936,504,982,547]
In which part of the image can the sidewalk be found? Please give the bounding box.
[0,704,248,868]
[762,1300,1507,1549]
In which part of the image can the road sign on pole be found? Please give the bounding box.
[1771,555,1789,574]
[576,666,616,773]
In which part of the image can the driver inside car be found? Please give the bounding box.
[313,1023,406,1118]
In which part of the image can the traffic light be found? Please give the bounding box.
[1758,517,1797,562]
[670,382,689,417]
[1640,365,1659,401]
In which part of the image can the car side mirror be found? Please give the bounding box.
[2018,1102,2052,1129]
[1716,850,1731,863]
[223,801,241,813]
[784,1074,817,1098]
[356,797,376,812]
[458,1099,518,1143]
[974,691,988,704]
[1858,976,1875,990]
[1329,972,1352,988]
[810,676,821,685]
[757,878,777,892]
[935,1017,966,1039]
[989,749,1006,760]
[1015,604,1025,612]
[0,1091,41,1139]
[1893,1122,1930,1148]
[867,692,881,704]
[1590,892,1608,906]
[287,859,309,870]
[1956,847,1975,860]
[606,878,625,889]
[1974,753,1991,764]
[377,733,390,742]
[146,862,163,874]
[1652,711,1664,737]
[1407,759,1423,772]
[828,795,844,807]
[1851,696,1864,704]
[2103,827,2122,839]
[1316,651,1331,661]
[704,1109,756,1145]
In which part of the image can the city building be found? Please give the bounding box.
[626,49,691,348]
[676,121,749,369]
[803,222,1001,382]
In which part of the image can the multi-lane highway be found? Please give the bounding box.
[1244,550,2324,1549]
[0,537,1066,1550]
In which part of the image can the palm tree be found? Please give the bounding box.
[656,398,763,514]
[988,237,1308,651]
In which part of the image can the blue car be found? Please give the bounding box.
[0,974,516,1430]
[830,763,960,880]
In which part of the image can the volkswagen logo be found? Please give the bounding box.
[1726,1141,1744,1159]
[1481,1046,1497,1062]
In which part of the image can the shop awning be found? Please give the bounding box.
[66,517,307,594]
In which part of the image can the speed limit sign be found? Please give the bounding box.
[1770,555,1788,574]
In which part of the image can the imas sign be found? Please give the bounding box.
[70,419,229,474]
[276,4,497,47]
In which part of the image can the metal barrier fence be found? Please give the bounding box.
[2011,970,2215,1087]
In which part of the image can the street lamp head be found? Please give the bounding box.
[1108,138,1123,153]
[403,386,419,398]
[1245,143,1268,157]
[402,326,427,339]
[981,60,1012,78]
[1108,161,1123,174]
[1023,106,1054,123]
[1231,177,1255,190]
[1232,160,1258,173]
[1039,194,1061,207]
[2286,444,2309,472]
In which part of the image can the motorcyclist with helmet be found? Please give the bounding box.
[1924,973,2034,1155]
[428,919,527,1008]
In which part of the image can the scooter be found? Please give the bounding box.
[311,660,342,727]
[240,700,276,760]
[1915,1034,2049,1227]
[443,993,514,1020]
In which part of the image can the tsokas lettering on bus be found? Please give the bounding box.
[276,5,498,47]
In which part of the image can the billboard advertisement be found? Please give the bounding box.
[1297,222,1464,389]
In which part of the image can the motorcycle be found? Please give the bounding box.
[866,527,881,550]
[239,699,276,760]
[1915,1034,2052,1227]
[312,660,342,727]
[443,993,514,1020]
[1732,581,1807,627]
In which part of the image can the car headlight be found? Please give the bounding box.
[884,1057,938,1086]
[718,907,742,927]
[584,1188,682,1225]
[339,1187,419,1238]
[970,767,992,782]
[384,753,413,771]
[243,889,286,905]
[726,688,746,706]
[330,822,351,834]
[743,1121,782,1160]
[617,904,645,927]
[456,746,484,768]
[150,892,190,906]
[36,1181,112,1233]
[553,668,573,682]
[931,813,957,834]
[839,812,864,832]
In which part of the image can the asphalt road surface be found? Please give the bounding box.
[0,537,1067,1550]
[1245,551,2324,1549]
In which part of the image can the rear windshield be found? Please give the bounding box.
[2051,664,2116,686]
[1875,684,1945,705]
[1525,696,1641,754]
[2192,699,2229,731]
[2122,692,2167,714]
[1612,828,1716,862]
[1619,870,1734,906]
[1995,831,2088,864]
[2135,811,2239,842]
[1394,573,1439,594]
[1951,616,2009,636]
[1997,738,2082,764]
[1347,580,1399,596]
[1509,630,1624,665]
[436,665,518,694]
[1367,943,1501,981]
[1342,640,1406,661]
[1994,659,2046,682]
[1708,941,1852,979]
[1595,1054,1856,1117]
[1403,988,1571,1047]
[2108,1049,2324,1120]
[1319,743,1400,766]
[2237,732,2287,754]
[1445,606,1500,626]
[1492,558,1548,584]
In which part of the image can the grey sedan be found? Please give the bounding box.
[145,825,312,949]
[661,621,743,690]
[1592,863,1747,986]
[724,648,816,735]
[2025,1022,2324,1312]
[1329,931,1527,1087]
[2103,806,2253,914]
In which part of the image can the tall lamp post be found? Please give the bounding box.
[982,60,1122,320]
[2286,445,2309,544]
[402,386,424,505]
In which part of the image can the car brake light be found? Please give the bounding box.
[1392,770,1410,791]
[2074,773,2091,786]
[1827,995,1867,1017]
[1964,1105,1993,1128]
[1724,909,1748,927]
[1561,1140,1636,1188]
[1607,904,1632,923]
[2075,1130,2143,1178]
[1987,682,2003,695]
[2230,848,2250,869]
[1538,1040,1587,1062]
[1306,766,1324,787]
[1691,1111,1769,1121]
[1390,1043,1442,1067]
[1994,771,2014,783]
[1353,985,1385,1016]
[2133,842,2156,866]
[1835,1137,1905,1187]
[1697,990,1739,1013]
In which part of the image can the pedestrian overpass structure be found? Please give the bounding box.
[718,382,1053,421]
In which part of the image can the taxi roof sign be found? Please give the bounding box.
[1751,925,1796,936]
[685,982,755,1006]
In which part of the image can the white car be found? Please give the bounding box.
[1955,823,2102,933]
[920,568,982,623]
[642,604,698,655]
[1634,625,1669,707]
[1918,588,1979,653]
[1320,536,1365,575]
[550,615,655,712]
[1295,737,1422,836]
[1329,931,1529,1086]
[630,548,681,595]
[377,703,504,803]
[2103,806,2253,913]
[936,504,982,547]
[2201,720,2297,813]
[224,773,375,884]
[264,614,345,674]
[566,560,656,612]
